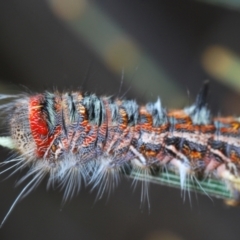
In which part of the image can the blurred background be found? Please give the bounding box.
[1,0,240,239]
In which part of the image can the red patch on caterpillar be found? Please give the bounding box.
[29,95,61,158]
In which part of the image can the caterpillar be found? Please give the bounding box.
[0,81,240,226]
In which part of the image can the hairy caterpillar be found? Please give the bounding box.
[0,81,240,226]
